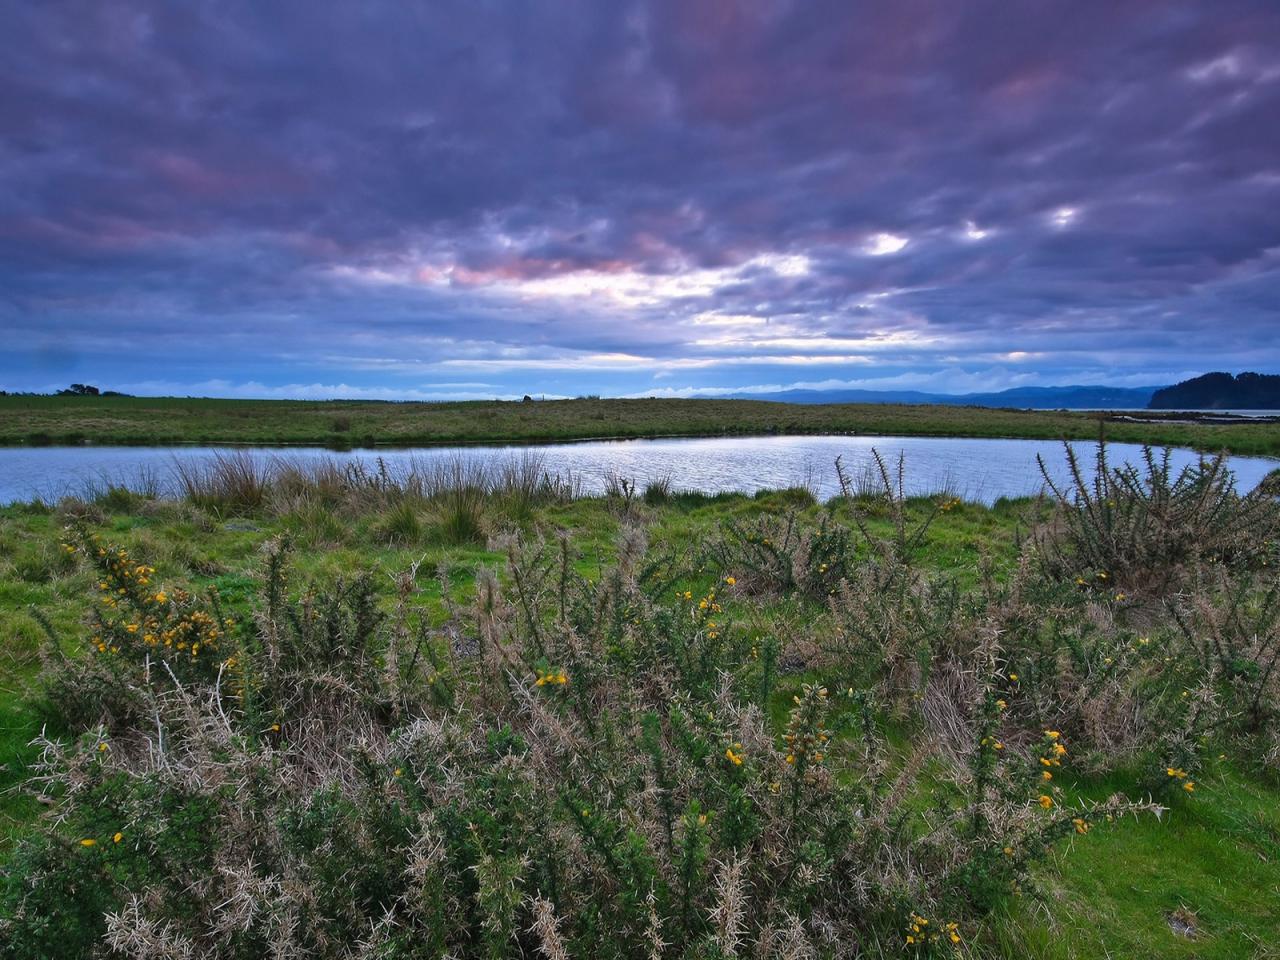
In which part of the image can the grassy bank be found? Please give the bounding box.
[5,394,1280,456]
[1,451,1278,957]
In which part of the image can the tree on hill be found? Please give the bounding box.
[1149,372,1280,410]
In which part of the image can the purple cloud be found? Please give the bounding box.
[2,0,1278,398]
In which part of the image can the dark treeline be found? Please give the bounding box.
[1150,372,1280,410]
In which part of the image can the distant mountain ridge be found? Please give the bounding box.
[1149,372,1280,410]
[727,384,1163,409]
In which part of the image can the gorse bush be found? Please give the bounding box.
[825,557,963,718]
[835,450,955,565]
[704,510,858,600]
[6,444,1276,958]
[1035,442,1279,592]
[1170,563,1280,735]
[3,518,1160,959]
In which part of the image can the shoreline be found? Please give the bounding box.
[2,425,1280,460]
[4,395,1280,458]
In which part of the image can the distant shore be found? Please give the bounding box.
[3,394,1280,458]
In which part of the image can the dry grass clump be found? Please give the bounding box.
[165,451,579,549]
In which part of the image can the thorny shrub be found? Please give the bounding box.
[703,510,857,601]
[0,522,1156,959]
[1035,442,1279,594]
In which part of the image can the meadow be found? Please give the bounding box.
[0,445,1278,958]
[4,394,1280,457]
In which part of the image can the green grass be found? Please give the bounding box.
[1,490,1278,957]
[993,762,1280,958]
[4,394,1280,455]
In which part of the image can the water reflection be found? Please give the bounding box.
[0,434,1274,506]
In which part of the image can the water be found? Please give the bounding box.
[0,435,1274,507]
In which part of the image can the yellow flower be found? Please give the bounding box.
[1183,781,1195,792]
[1003,846,1013,856]
[1009,673,1018,681]
[996,699,1007,710]
[394,768,403,777]
[1042,771,1053,781]
[1073,818,1089,835]
[1044,730,1060,740]
[1038,795,1054,809]
[113,832,123,844]
[725,747,743,766]
[79,838,96,847]
[98,742,108,753]
[154,592,167,604]
[724,576,736,585]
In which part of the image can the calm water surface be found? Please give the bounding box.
[0,435,1275,506]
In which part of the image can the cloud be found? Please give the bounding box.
[2,0,1278,399]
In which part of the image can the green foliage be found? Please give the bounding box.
[705,509,857,599]
[4,394,1280,456]
[1,461,1278,958]
[1035,442,1278,591]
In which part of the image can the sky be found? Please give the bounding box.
[2,1,1279,401]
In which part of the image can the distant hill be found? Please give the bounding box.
[730,384,1162,409]
[1149,372,1280,410]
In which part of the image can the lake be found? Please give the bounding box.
[0,435,1275,506]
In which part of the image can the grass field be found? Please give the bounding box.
[1,451,1278,957]
[4,394,1280,456]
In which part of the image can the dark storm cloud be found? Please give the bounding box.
[1,0,1278,397]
